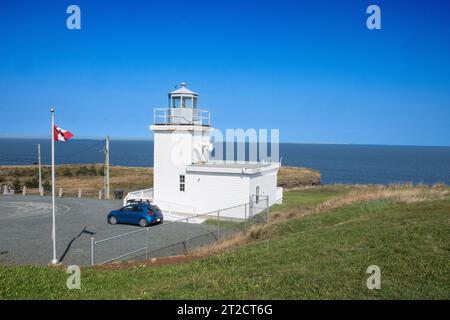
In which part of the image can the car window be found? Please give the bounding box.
[121,205,133,211]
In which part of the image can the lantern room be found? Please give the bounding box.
[169,82,198,109]
[153,82,209,126]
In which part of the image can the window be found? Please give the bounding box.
[132,205,142,212]
[150,205,160,212]
[180,175,185,192]
[182,97,193,108]
[256,186,260,204]
[172,96,181,108]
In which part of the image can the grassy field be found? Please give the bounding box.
[1,185,449,299]
[0,165,320,198]
[0,165,153,197]
[271,185,352,212]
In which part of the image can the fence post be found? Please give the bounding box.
[99,190,102,200]
[145,227,149,260]
[91,237,95,266]
[244,203,247,233]
[266,196,270,224]
[59,187,63,198]
[186,217,189,252]
[217,210,220,239]
[249,195,253,219]
[22,186,26,196]
[78,188,82,198]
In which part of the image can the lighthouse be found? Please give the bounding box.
[149,83,282,218]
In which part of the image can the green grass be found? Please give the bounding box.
[201,186,344,228]
[202,219,242,228]
[1,187,449,299]
[271,185,349,212]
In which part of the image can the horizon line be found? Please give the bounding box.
[0,135,449,148]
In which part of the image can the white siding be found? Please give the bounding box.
[249,168,279,207]
[185,172,250,218]
[153,130,192,207]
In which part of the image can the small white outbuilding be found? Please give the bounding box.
[149,83,283,219]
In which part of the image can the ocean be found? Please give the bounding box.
[0,138,449,185]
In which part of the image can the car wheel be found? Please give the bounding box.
[109,216,117,225]
[139,219,148,227]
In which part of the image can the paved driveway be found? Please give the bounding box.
[0,195,219,266]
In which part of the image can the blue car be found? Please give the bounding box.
[107,203,163,227]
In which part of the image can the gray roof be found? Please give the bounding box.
[189,162,270,169]
[170,83,197,96]
[186,161,280,175]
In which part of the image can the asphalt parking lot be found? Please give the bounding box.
[0,195,219,266]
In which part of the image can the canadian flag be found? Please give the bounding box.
[54,125,74,141]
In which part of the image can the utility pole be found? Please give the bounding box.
[38,144,42,195]
[104,136,110,199]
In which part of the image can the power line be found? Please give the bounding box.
[60,141,104,158]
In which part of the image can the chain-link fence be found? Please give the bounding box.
[90,195,269,265]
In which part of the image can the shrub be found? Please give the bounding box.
[76,166,90,176]
[25,177,39,188]
[61,168,73,177]
[12,169,22,177]
[43,180,51,191]
[12,179,22,191]
[42,167,51,178]
[89,165,98,175]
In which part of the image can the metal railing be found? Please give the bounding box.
[90,195,269,265]
[123,188,154,206]
[153,108,210,126]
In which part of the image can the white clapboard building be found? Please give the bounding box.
[128,83,283,219]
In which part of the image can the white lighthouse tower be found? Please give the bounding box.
[150,83,212,213]
[149,83,282,218]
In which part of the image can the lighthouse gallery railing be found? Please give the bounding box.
[153,108,210,126]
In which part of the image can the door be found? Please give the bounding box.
[129,205,144,223]
[118,205,134,223]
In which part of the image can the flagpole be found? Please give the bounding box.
[50,108,58,265]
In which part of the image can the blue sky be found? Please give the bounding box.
[0,0,449,146]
